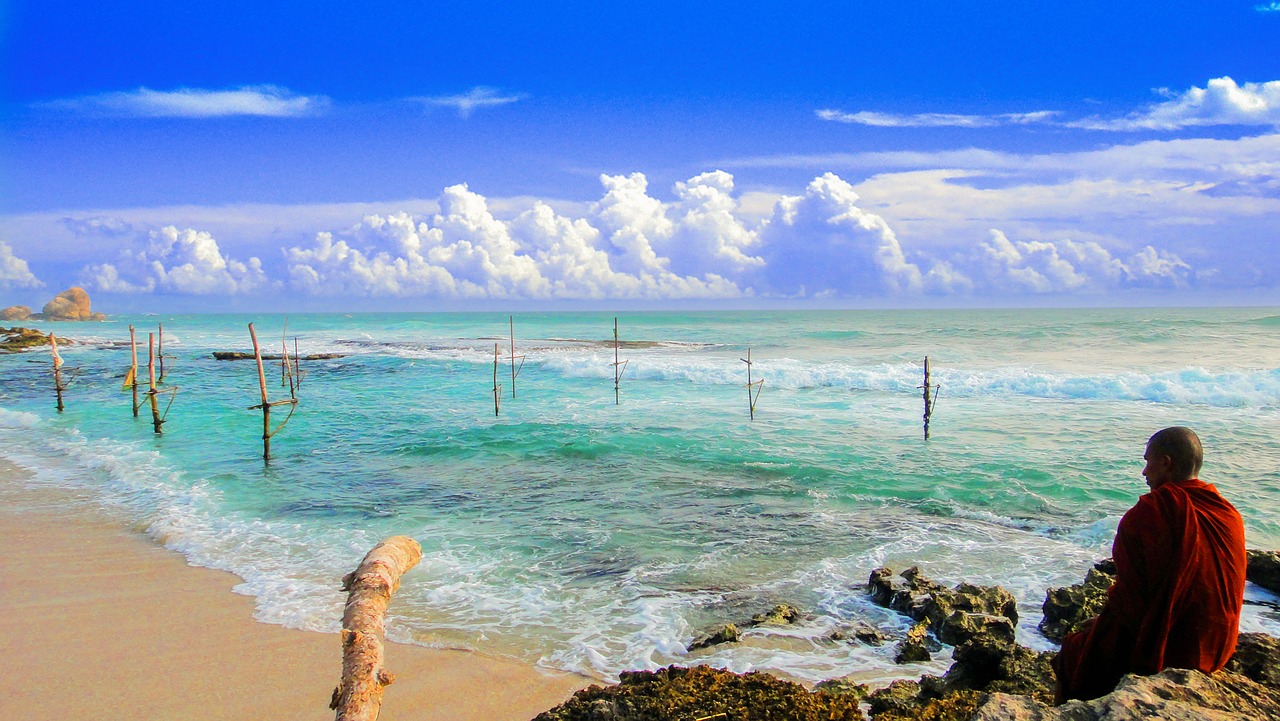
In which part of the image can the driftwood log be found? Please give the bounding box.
[330,536,424,721]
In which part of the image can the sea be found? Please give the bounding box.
[2,307,1278,684]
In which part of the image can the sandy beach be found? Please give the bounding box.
[0,459,591,721]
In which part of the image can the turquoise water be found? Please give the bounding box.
[2,308,1278,683]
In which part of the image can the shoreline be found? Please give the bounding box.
[0,459,591,721]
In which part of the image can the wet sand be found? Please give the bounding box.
[0,459,590,721]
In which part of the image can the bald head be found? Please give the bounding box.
[1147,427,1203,481]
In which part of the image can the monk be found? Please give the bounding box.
[1053,426,1247,703]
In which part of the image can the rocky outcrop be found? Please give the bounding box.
[41,287,105,321]
[1,305,32,320]
[532,665,865,721]
[213,351,346,361]
[868,566,1019,648]
[970,668,1280,721]
[1247,549,1280,593]
[688,603,810,651]
[1225,632,1280,689]
[1039,559,1116,642]
[894,620,937,664]
[1,327,51,352]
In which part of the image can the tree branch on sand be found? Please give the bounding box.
[330,536,423,721]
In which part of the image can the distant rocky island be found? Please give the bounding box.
[1,287,106,322]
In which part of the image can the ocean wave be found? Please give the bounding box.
[539,355,1280,408]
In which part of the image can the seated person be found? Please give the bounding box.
[1053,426,1246,702]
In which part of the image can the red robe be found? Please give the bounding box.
[1053,478,1247,702]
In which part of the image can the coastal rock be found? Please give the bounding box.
[1038,560,1116,642]
[812,676,871,700]
[688,623,739,651]
[750,603,802,625]
[531,665,865,721]
[687,603,807,651]
[1225,632,1280,689]
[213,351,347,361]
[1,305,32,320]
[937,610,1016,647]
[1247,549,1280,593]
[1,326,51,352]
[894,620,935,664]
[41,287,104,321]
[970,668,1280,721]
[866,679,922,717]
[921,635,1056,703]
[826,621,889,646]
[868,566,1019,647]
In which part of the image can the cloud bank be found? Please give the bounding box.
[83,226,271,294]
[50,171,1213,302]
[40,85,329,118]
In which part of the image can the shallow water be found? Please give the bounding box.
[2,307,1278,682]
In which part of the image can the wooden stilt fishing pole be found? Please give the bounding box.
[50,333,66,412]
[293,336,304,391]
[920,356,940,440]
[329,536,423,721]
[247,323,298,461]
[147,333,163,433]
[612,317,629,405]
[157,323,166,383]
[281,318,291,388]
[128,325,140,417]
[507,315,525,399]
[492,343,502,416]
[740,347,764,420]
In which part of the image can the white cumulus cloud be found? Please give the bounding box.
[0,241,43,289]
[1074,77,1280,130]
[40,85,328,118]
[284,178,748,300]
[761,173,923,296]
[82,226,271,294]
[922,230,1193,294]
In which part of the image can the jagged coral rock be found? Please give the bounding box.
[970,668,1280,721]
[866,679,922,717]
[1225,632,1280,689]
[1247,549,1280,594]
[1039,560,1116,642]
[895,619,934,664]
[750,603,803,625]
[1,327,51,352]
[868,566,1019,647]
[688,623,739,651]
[532,665,865,721]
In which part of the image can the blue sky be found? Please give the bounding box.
[1,1,1278,310]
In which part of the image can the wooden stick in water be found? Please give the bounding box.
[612,317,629,405]
[148,332,163,434]
[50,333,65,412]
[920,356,940,440]
[157,323,166,383]
[492,343,501,417]
[740,347,764,420]
[250,323,272,459]
[509,315,517,399]
[129,325,140,417]
[282,319,290,388]
[330,536,423,721]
